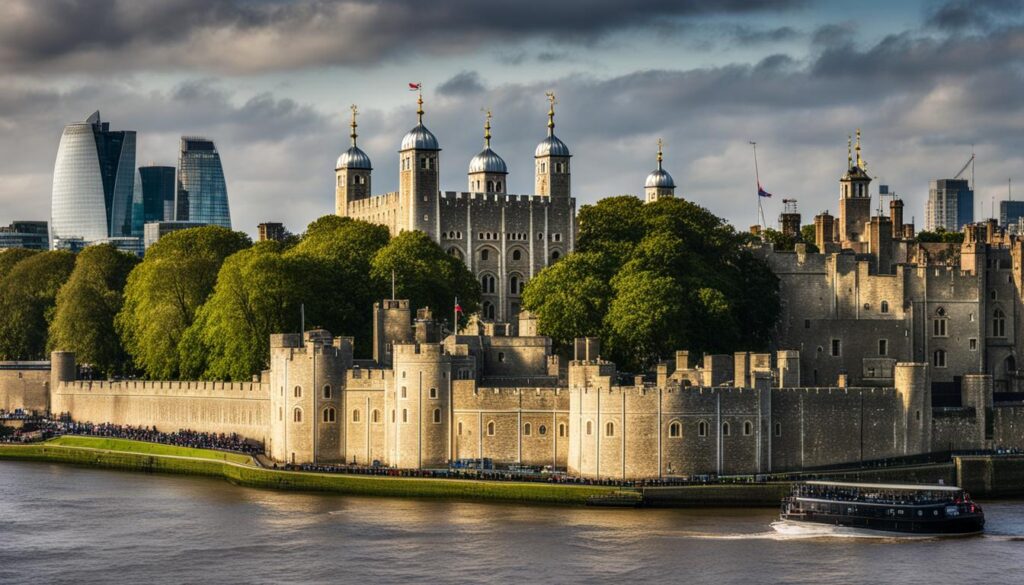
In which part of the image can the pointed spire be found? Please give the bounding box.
[855,128,863,169]
[349,104,359,147]
[545,91,556,136]
[416,86,424,124]
[483,109,492,148]
[847,134,852,169]
[657,138,664,171]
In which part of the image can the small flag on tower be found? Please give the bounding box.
[757,182,773,198]
[409,82,422,91]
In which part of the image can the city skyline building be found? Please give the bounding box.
[0,220,49,250]
[50,111,137,248]
[925,178,973,232]
[133,165,176,236]
[175,137,231,228]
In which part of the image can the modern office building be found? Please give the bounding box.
[925,178,973,232]
[132,165,176,236]
[257,222,288,242]
[50,111,137,246]
[143,221,208,250]
[999,200,1024,231]
[175,137,230,228]
[0,221,49,250]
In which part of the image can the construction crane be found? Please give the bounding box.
[954,152,975,186]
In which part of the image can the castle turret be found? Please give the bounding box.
[335,104,372,216]
[373,299,413,367]
[894,362,931,455]
[839,130,872,247]
[390,342,451,469]
[644,139,676,203]
[534,92,571,198]
[399,87,440,238]
[814,211,835,251]
[49,350,76,414]
[890,197,904,240]
[467,110,507,194]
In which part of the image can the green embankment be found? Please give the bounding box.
[0,440,618,505]
[46,436,253,464]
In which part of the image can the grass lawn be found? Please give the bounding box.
[45,435,253,465]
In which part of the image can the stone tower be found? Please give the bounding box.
[839,130,872,246]
[335,105,372,216]
[389,342,452,469]
[467,110,508,194]
[644,139,676,203]
[399,88,440,237]
[534,92,571,198]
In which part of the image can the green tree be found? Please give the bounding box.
[116,226,251,379]
[370,231,481,329]
[181,241,311,380]
[520,252,614,350]
[285,216,390,355]
[48,245,140,376]
[604,268,687,368]
[0,251,76,360]
[762,228,796,251]
[0,248,39,281]
[916,228,964,244]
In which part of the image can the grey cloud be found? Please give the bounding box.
[926,0,1023,32]
[437,71,485,96]
[0,0,806,74]
[732,25,800,45]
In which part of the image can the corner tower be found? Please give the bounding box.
[838,130,872,246]
[335,104,372,216]
[644,139,676,203]
[399,87,440,237]
[468,110,508,193]
[534,92,571,198]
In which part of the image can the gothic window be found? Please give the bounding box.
[512,249,522,261]
[669,421,682,438]
[722,422,731,436]
[372,409,381,423]
[293,408,303,423]
[743,421,753,436]
[524,423,532,436]
[880,300,889,314]
[432,409,441,424]
[481,274,496,294]
[509,275,520,295]
[933,349,947,368]
[483,301,496,320]
[539,425,547,436]
[994,308,1007,337]
[352,409,360,423]
[323,384,332,399]
[487,421,495,436]
[294,385,302,398]
[698,421,708,437]
[323,407,336,423]
[605,422,615,437]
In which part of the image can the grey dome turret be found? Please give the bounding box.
[469,111,507,174]
[337,105,372,169]
[535,93,571,158]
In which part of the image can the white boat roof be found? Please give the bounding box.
[804,480,962,492]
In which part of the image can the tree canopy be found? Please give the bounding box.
[48,244,140,376]
[916,228,964,244]
[0,251,76,360]
[116,226,252,379]
[524,196,780,370]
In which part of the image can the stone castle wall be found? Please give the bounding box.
[0,364,50,413]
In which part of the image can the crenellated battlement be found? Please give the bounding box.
[393,342,447,360]
[56,379,270,398]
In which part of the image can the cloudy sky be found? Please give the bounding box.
[1,0,1022,236]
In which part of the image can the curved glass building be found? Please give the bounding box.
[50,111,137,246]
[175,137,231,228]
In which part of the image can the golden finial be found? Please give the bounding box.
[847,134,852,168]
[349,104,358,147]
[657,138,664,170]
[545,91,557,135]
[414,83,424,124]
[855,128,863,168]
[483,109,492,148]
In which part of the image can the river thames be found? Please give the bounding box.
[1,461,1022,585]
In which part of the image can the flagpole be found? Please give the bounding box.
[453,296,458,335]
[750,141,766,232]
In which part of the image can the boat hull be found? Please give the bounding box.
[772,518,983,538]
[778,510,984,536]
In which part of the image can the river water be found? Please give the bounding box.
[1,461,1022,585]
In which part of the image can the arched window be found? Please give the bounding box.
[429,387,438,399]
[352,409,361,423]
[458,421,463,435]
[497,352,505,362]
[279,407,283,421]
[487,180,494,192]
[744,421,753,436]
[448,247,463,260]
[880,300,889,314]
[294,385,302,398]
[487,421,495,436]
[722,422,731,436]
[483,301,495,320]
[933,349,947,368]
[480,249,490,262]
[698,421,708,437]
[293,407,303,423]
[372,409,380,423]
[774,422,782,437]
[323,407,336,423]
[323,385,332,399]
[496,181,502,192]
[539,424,547,436]
[402,408,408,423]
[586,420,593,435]
[509,275,519,295]
[432,408,441,424]
[605,422,615,437]
[994,308,1007,337]
[669,421,682,438]
[551,251,560,261]
[558,423,566,437]
[512,249,522,261]
[524,422,532,436]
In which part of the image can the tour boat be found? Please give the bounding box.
[774,480,984,536]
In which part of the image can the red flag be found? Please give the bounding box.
[455,303,463,314]
[408,82,422,91]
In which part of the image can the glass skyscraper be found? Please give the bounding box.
[175,137,231,228]
[131,165,176,236]
[925,178,974,232]
[50,111,137,246]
